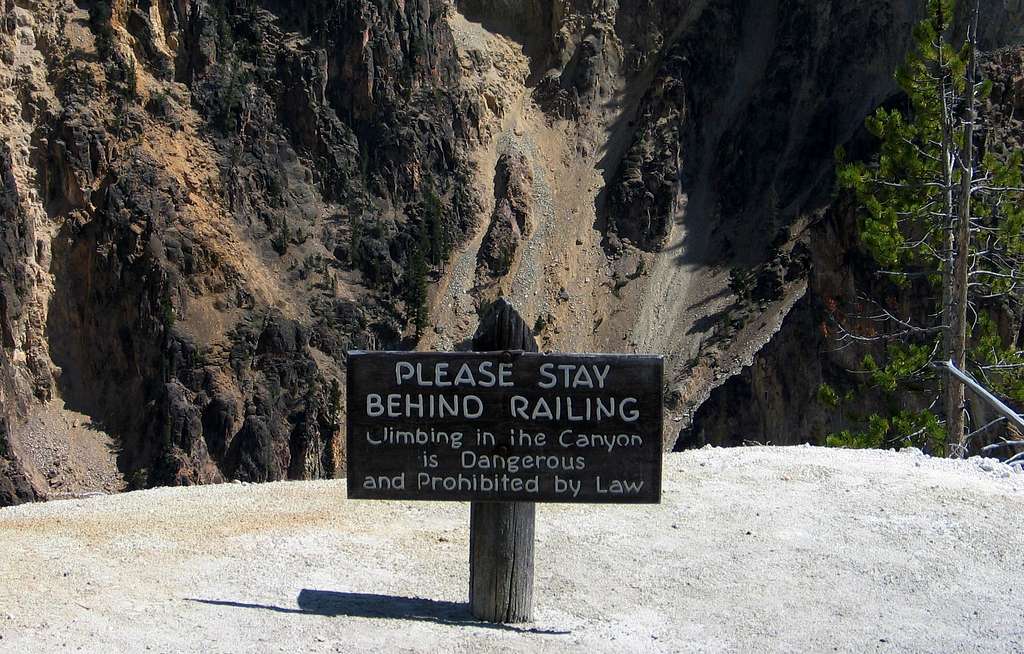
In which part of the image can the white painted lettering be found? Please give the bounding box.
[395,361,415,385]
[498,363,513,387]
[538,363,557,389]
[510,395,529,418]
[557,364,575,387]
[621,397,639,422]
[572,365,594,388]
[464,395,483,419]
[454,363,477,386]
[435,362,451,387]
[367,394,384,417]
[477,361,496,387]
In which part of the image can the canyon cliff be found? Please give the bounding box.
[1,0,1022,504]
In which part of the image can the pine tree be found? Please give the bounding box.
[404,245,430,339]
[834,0,1024,456]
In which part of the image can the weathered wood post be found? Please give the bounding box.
[346,299,663,623]
[469,298,536,622]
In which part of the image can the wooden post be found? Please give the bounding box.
[469,298,537,622]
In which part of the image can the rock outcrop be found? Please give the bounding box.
[0,0,479,503]
[477,151,533,278]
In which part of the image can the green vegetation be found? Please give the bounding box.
[404,244,430,339]
[832,0,1024,455]
[826,408,945,452]
[533,314,548,334]
[398,186,456,340]
[127,468,149,491]
[816,384,840,408]
[422,187,451,266]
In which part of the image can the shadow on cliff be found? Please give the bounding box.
[454,0,552,75]
[189,590,570,635]
[45,221,154,477]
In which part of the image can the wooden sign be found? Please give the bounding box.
[346,351,663,503]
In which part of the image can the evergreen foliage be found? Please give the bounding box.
[404,244,430,339]
[832,0,1024,455]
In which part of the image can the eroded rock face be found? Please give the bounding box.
[603,0,922,253]
[605,41,688,251]
[1,0,1022,504]
[0,0,479,503]
[0,12,46,501]
[682,46,1024,451]
[477,151,533,278]
[677,199,869,449]
[0,418,37,505]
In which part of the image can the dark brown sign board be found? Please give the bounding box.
[346,351,663,503]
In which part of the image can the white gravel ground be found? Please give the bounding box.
[1,446,1022,653]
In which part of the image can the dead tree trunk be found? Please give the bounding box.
[469,298,537,623]
[946,8,979,457]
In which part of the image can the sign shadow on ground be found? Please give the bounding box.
[188,590,571,635]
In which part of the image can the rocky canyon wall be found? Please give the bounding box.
[683,44,1024,450]
[1,0,480,501]
[1,0,1022,504]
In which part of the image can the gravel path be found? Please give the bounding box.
[1,446,1022,653]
